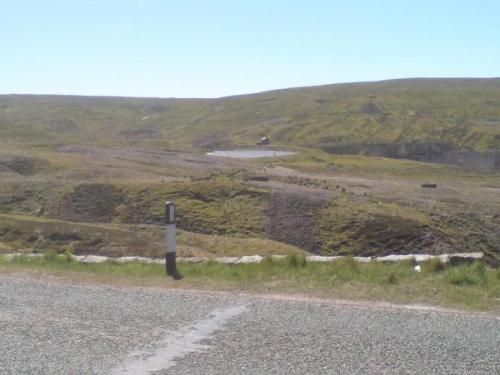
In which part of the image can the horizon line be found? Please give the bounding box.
[2,76,499,101]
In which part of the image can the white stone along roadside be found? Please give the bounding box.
[2,252,484,264]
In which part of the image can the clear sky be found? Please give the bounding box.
[1,0,499,98]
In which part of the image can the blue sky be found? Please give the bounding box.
[1,0,499,98]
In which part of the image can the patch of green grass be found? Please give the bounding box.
[284,253,307,268]
[270,147,494,179]
[422,258,446,273]
[444,262,488,286]
[113,178,269,236]
[0,253,166,278]
[1,254,498,312]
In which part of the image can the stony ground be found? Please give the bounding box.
[0,274,498,374]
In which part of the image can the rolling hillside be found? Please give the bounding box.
[1,78,500,264]
[1,78,500,156]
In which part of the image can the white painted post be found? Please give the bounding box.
[165,201,177,276]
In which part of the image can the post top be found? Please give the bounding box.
[165,201,176,224]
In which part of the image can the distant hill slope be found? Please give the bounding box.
[1,78,500,154]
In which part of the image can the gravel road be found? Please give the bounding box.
[0,274,498,374]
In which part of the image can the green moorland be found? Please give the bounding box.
[1,143,498,264]
[1,78,500,151]
[0,78,499,276]
[1,253,499,312]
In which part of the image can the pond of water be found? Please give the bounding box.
[206,149,297,159]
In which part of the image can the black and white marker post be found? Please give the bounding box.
[165,201,177,277]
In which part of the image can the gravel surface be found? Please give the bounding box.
[0,274,499,374]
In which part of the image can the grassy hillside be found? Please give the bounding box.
[1,78,500,151]
[1,78,499,264]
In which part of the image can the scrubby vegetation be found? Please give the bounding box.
[0,214,302,258]
[0,145,499,264]
[0,78,499,267]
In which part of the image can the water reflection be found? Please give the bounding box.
[206,149,296,158]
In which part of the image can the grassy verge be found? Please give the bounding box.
[1,253,498,312]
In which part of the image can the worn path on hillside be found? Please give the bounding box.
[0,274,499,374]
